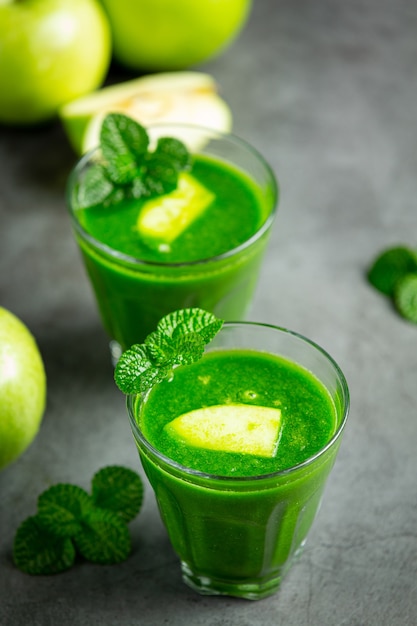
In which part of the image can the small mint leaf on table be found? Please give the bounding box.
[114,308,224,395]
[367,246,417,296]
[91,466,144,523]
[74,508,131,565]
[13,516,76,575]
[12,465,144,575]
[394,273,417,323]
[37,484,94,537]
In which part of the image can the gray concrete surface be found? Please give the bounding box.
[1,0,417,624]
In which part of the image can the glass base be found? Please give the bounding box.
[109,340,122,367]
[181,562,282,601]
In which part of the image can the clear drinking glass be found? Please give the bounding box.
[127,322,350,600]
[66,125,278,359]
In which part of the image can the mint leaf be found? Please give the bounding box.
[142,153,179,196]
[171,332,206,366]
[114,308,224,395]
[367,246,417,296]
[37,484,94,537]
[114,343,169,394]
[394,273,417,323]
[76,163,115,209]
[158,308,224,344]
[74,508,131,564]
[100,113,149,185]
[144,330,176,365]
[143,137,190,196]
[13,516,76,575]
[154,137,191,171]
[91,466,144,523]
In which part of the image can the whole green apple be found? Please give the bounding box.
[0,307,46,470]
[98,0,252,71]
[0,0,112,125]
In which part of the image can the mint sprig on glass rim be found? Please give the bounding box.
[13,465,144,575]
[76,113,191,211]
[114,308,224,395]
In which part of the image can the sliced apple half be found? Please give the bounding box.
[164,404,282,458]
[59,71,232,155]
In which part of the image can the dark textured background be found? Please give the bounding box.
[1,1,417,624]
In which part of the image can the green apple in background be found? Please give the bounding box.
[0,0,111,125]
[98,0,252,72]
[0,307,46,470]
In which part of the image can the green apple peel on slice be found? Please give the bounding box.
[136,172,215,249]
[164,404,282,458]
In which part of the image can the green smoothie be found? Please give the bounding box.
[127,325,349,600]
[68,130,277,351]
[140,349,337,476]
[77,157,266,264]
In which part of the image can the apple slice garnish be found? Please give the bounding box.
[164,403,282,458]
[59,71,232,155]
[136,172,215,250]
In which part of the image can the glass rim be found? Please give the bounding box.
[127,320,350,483]
[66,122,279,270]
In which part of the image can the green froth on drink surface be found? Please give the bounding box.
[137,349,338,477]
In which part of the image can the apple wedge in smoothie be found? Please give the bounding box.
[136,173,215,250]
[164,404,282,457]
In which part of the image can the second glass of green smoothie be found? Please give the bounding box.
[66,124,278,357]
[126,320,350,600]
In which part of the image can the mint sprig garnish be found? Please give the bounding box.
[13,465,143,575]
[76,113,191,210]
[114,308,224,395]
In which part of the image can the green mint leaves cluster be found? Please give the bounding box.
[115,308,224,395]
[367,245,417,323]
[13,466,143,575]
[76,113,191,210]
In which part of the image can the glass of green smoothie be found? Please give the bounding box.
[125,319,349,600]
[66,121,278,359]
